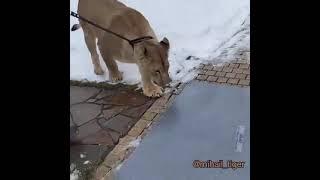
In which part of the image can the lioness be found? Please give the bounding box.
[72,0,171,97]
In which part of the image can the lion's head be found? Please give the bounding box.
[134,37,171,87]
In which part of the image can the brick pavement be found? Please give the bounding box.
[196,53,250,87]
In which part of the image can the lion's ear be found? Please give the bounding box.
[160,37,170,50]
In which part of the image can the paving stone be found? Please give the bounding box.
[77,120,102,140]
[103,153,122,168]
[123,146,136,160]
[233,68,244,74]
[150,114,162,126]
[102,170,115,180]
[203,65,213,70]
[243,69,250,75]
[70,125,78,143]
[103,91,148,106]
[70,114,75,126]
[152,96,168,107]
[228,63,239,68]
[207,76,218,82]
[239,79,250,86]
[235,73,247,79]
[148,105,166,113]
[121,101,153,118]
[215,72,226,77]
[223,63,230,67]
[226,73,236,78]
[100,115,134,136]
[109,131,121,144]
[205,70,216,76]
[119,136,136,146]
[87,99,96,103]
[222,67,233,72]
[81,130,114,145]
[70,86,100,105]
[135,120,151,129]
[103,106,127,120]
[141,112,158,121]
[128,126,144,137]
[94,99,104,105]
[95,165,111,180]
[71,103,101,125]
[197,69,207,75]
[217,77,228,83]
[213,66,223,71]
[227,78,239,85]
[196,75,208,80]
[111,144,128,157]
[95,89,115,99]
[103,105,112,109]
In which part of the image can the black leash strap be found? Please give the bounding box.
[70,11,153,48]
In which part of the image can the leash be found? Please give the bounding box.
[70,11,153,48]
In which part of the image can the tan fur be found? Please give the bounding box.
[76,0,171,97]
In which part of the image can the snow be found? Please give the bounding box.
[115,163,123,171]
[70,0,250,84]
[212,15,250,63]
[80,153,86,158]
[128,137,142,148]
[83,160,90,165]
[70,169,79,180]
[70,163,76,172]
[70,165,80,180]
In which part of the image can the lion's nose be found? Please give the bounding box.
[164,77,172,87]
[165,77,172,84]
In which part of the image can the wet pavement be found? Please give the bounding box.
[114,81,250,180]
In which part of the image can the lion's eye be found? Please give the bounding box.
[155,70,161,74]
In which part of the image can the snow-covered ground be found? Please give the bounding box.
[70,0,250,85]
[70,164,80,180]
